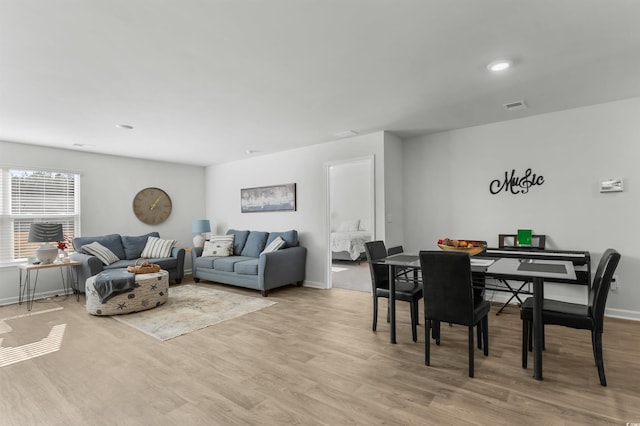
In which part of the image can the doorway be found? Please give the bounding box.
[326,156,375,292]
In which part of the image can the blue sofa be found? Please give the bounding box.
[191,229,306,296]
[70,232,185,293]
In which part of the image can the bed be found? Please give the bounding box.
[330,219,371,261]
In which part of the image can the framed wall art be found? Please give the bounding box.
[241,183,296,213]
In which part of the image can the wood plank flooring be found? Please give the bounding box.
[1,277,639,425]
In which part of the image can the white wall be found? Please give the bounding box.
[383,132,405,248]
[0,141,205,305]
[403,97,640,319]
[206,131,387,288]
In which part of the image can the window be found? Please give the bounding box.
[0,168,81,264]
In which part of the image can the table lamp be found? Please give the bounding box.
[192,219,211,248]
[28,223,63,264]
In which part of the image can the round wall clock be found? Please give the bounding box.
[132,187,172,225]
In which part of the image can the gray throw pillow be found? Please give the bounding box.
[82,241,120,265]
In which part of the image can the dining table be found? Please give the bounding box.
[373,252,577,381]
[485,257,576,380]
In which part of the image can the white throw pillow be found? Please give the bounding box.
[140,236,176,258]
[337,219,360,232]
[202,240,233,257]
[261,236,285,255]
[82,241,120,265]
[209,234,234,247]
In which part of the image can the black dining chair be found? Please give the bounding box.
[419,251,490,377]
[520,248,621,386]
[364,241,423,342]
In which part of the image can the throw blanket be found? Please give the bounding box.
[94,269,137,303]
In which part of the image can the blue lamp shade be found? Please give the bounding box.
[192,220,211,248]
[192,220,211,233]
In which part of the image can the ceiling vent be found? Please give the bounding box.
[503,100,527,111]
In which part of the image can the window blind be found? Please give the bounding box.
[0,168,81,263]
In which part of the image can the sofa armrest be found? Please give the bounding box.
[70,252,104,293]
[171,247,186,281]
[259,246,307,290]
[191,247,203,275]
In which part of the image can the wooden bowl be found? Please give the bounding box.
[437,241,487,256]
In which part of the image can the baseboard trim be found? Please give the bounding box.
[301,280,326,290]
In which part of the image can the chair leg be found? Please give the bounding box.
[432,320,441,345]
[482,316,489,356]
[522,318,529,369]
[410,301,418,342]
[468,326,475,378]
[372,296,378,331]
[593,331,607,386]
[425,320,431,366]
[476,322,482,349]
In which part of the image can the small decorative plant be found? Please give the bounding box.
[57,235,73,251]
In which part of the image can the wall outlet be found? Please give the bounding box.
[610,275,619,291]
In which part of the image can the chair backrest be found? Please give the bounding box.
[498,234,546,249]
[364,241,389,291]
[387,245,404,256]
[590,249,621,332]
[419,250,474,326]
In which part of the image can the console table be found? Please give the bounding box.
[18,261,80,311]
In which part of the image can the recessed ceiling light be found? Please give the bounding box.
[72,143,95,148]
[487,60,512,72]
[116,124,134,130]
[245,149,260,154]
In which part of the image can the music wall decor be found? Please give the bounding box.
[490,168,544,195]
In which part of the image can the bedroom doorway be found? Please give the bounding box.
[326,156,374,292]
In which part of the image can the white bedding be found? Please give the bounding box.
[331,231,371,261]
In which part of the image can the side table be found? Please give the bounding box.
[18,261,80,311]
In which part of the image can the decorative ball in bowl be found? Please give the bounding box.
[437,238,487,256]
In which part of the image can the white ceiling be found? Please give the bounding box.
[2,1,640,167]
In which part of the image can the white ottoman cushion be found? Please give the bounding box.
[86,270,169,315]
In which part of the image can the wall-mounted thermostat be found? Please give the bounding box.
[600,178,623,193]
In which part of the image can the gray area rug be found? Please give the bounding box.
[112,285,276,341]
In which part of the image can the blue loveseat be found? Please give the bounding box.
[191,229,306,296]
[71,232,185,293]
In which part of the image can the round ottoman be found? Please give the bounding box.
[86,270,169,315]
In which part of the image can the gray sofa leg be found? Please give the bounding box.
[296,281,303,286]
[175,279,182,284]
[194,278,200,283]
[261,290,269,297]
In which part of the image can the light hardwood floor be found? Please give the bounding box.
[1,276,639,425]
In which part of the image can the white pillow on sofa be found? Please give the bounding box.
[202,240,233,257]
[141,237,176,258]
[260,236,285,255]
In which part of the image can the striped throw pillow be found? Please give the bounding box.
[209,234,234,246]
[140,237,176,258]
[82,241,120,265]
[260,236,285,255]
